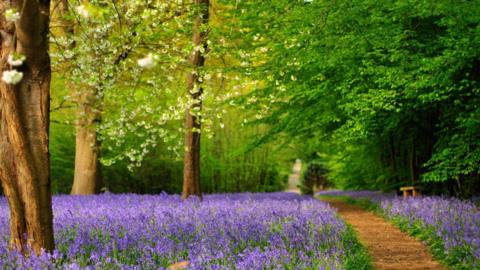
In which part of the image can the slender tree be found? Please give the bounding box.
[52,0,102,195]
[0,0,54,254]
[182,0,210,199]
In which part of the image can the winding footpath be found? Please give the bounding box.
[323,200,446,270]
[285,160,445,269]
[323,199,445,270]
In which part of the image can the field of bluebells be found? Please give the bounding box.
[0,193,369,269]
[317,190,480,269]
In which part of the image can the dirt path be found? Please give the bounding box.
[286,159,302,193]
[323,199,445,270]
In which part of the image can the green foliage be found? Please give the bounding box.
[226,0,480,195]
[47,0,290,194]
[49,118,287,194]
[50,124,75,194]
[48,0,480,195]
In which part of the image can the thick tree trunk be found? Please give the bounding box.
[182,0,209,200]
[0,0,55,254]
[71,88,102,195]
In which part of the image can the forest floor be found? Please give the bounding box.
[323,198,445,270]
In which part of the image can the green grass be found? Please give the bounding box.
[342,225,373,270]
[388,217,474,270]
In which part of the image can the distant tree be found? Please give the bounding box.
[60,1,103,195]
[301,162,329,195]
[0,0,54,253]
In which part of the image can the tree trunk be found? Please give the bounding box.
[0,0,55,254]
[182,0,209,200]
[410,141,418,184]
[389,135,397,181]
[53,1,102,195]
[71,87,102,195]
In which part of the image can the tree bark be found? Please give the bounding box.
[71,88,102,195]
[182,0,209,200]
[0,0,55,254]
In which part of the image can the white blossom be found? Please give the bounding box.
[5,9,20,23]
[2,70,23,85]
[7,54,26,67]
[194,45,205,53]
[137,53,158,69]
[76,5,90,18]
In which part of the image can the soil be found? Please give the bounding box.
[323,199,445,270]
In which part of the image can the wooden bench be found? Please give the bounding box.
[400,186,421,198]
